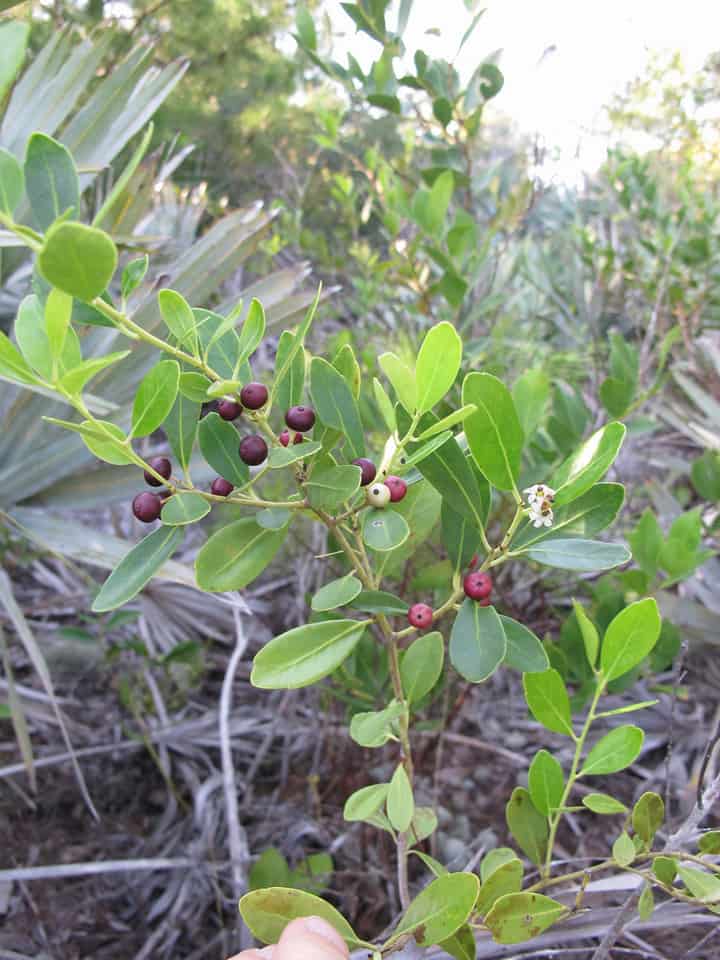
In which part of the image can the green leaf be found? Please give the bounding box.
[45,288,72,360]
[441,503,480,574]
[80,419,134,465]
[676,866,720,909]
[476,859,523,916]
[251,618,367,689]
[196,517,287,593]
[343,783,389,822]
[505,788,549,866]
[350,701,405,748]
[362,508,410,552]
[601,598,661,682]
[387,764,414,832]
[197,412,249,486]
[653,856,677,885]
[524,539,631,572]
[296,4,317,49]
[414,405,477,441]
[59,351,130,395]
[158,289,198,353]
[387,873,480,947]
[402,432,453,467]
[528,749,564,816]
[24,133,79,230]
[131,359,180,438]
[699,831,720,855]
[409,807,437,845]
[161,493,210,526]
[92,527,184,612]
[481,848,519,883]
[0,147,23,216]
[411,850,449,878]
[311,574,362,612]
[0,330,38,385]
[691,450,720,501]
[268,440,323,469]
[239,888,363,948]
[573,601,599,669]
[373,376,396,431]
[15,293,53,379]
[462,372,523,491]
[256,508,292,530]
[500,617,549,673]
[0,20,28,101]
[580,725,644,776]
[274,330,305,411]
[268,289,319,406]
[439,924,476,960]
[178,372,212,402]
[401,631,444,704]
[165,393,200,474]
[512,483,625,551]
[612,831,636,867]
[632,792,664,845]
[627,508,663,579]
[485,893,567,945]
[305,464,361,510]
[379,352,416,412]
[512,369,550,438]
[638,883,654,921]
[206,378,242,398]
[310,357,365,458]
[523,669,574,736]
[236,298,266,366]
[121,255,149,300]
[581,793,628,815]
[38,222,118,301]
[349,590,408,615]
[249,848,290,891]
[415,321,462,413]
[551,423,626,506]
[449,600,506,683]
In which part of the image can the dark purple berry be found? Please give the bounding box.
[385,475,407,502]
[218,398,242,421]
[132,492,162,523]
[240,381,268,410]
[352,458,377,486]
[285,405,316,432]
[239,434,268,465]
[211,477,234,497]
[143,456,171,487]
[408,603,433,630]
[464,572,492,601]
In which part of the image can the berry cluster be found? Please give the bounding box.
[355,459,407,508]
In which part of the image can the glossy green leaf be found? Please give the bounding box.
[44,288,72,360]
[524,539,631,572]
[236,298,265,365]
[158,289,198,353]
[698,831,720,855]
[131,359,180,438]
[411,850,449,878]
[409,807,438,845]
[676,866,720,910]
[161,493,210,526]
[632,792,664,845]
[387,764,414,832]
[476,859,523,916]
[165,394,200,474]
[0,147,23,216]
[638,883,654,921]
[512,369,550,438]
[505,788,549,866]
[439,923,476,960]
[480,848,518,883]
[333,343,361,398]
[251,618,367,689]
[463,372,523,491]
[59,351,130,395]
[581,793,628,815]
[274,330,305,411]
[528,749,564,815]
[485,893,567,945]
[178,372,212,402]
[15,294,53,379]
[414,405,477,441]
[362,508,410,552]
[601,598,661,682]
[311,574,362,612]
[627,508,663,579]
[92,526,184,612]
[39,222,118,301]
[0,330,38,385]
[24,133,79,230]
[343,783,389,822]
[653,856,677,885]
[580,725,644,776]
[401,631,444,704]
[449,600,506,683]
[268,440,322,468]
[81,419,134,465]
[0,20,28,101]
[350,701,405,748]
[373,376,396,431]
[121,255,149,299]
[197,412,249,486]
[441,502,481,574]
[306,464,361,510]
[387,873,480,947]
[379,352,416,412]
[523,669,574,736]
[196,517,286,592]
[551,422,626,506]
[415,321,462,413]
[256,508,292,530]
[573,601,599,669]
[500,617,549,673]
[268,289,319,405]
[310,357,365,458]
[239,888,363,948]
[402,432,453,467]
[612,832,636,867]
[349,590,408,615]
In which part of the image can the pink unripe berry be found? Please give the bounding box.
[408,603,433,630]
[463,571,493,601]
[385,475,407,502]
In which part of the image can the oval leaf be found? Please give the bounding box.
[343,783,389,823]
[239,887,362,948]
[311,574,362,612]
[462,372,524,491]
[309,357,365,458]
[131,359,180,438]
[450,600,506,683]
[416,321,462,413]
[551,422,626,506]
[582,793,629,815]
[401,631,444,704]
[387,764,414,832]
[198,411,249,486]
[362,509,410,552]
[523,669,574,736]
[505,788,549,866]
[524,538,631,572]
[196,517,287,592]
[388,873,480,947]
[24,133,79,230]
[39,222,118,302]
[528,749,564,816]
[92,527,184,612]
[161,492,210,526]
[251,619,367,689]
[580,725,644,776]
[601,597,661,682]
[500,616,549,673]
[485,893,568,945]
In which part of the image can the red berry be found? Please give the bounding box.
[463,571,492,601]
[143,456,171,487]
[468,553,479,570]
[285,405,316,432]
[352,458,377,486]
[408,603,433,629]
[211,477,234,497]
[240,381,268,410]
[218,398,242,421]
[385,475,407,502]
[132,492,162,523]
[279,430,290,447]
[239,434,268,465]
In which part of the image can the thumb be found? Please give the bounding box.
[274,916,349,960]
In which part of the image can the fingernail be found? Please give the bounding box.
[257,949,274,958]
[303,917,347,954]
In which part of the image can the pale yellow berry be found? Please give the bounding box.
[367,483,391,508]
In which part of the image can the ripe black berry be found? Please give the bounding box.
[218,398,242,421]
[211,477,234,497]
[239,434,268,465]
[352,458,377,486]
[240,381,268,410]
[385,475,407,502]
[285,405,315,432]
[143,456,171,487]
[132,492,162,523]
[408,603,433,629]
[464,571,492,601]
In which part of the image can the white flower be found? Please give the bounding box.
[523,483,556,506]
[530,503,554,528]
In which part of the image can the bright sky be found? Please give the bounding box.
[327,0,720,182]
